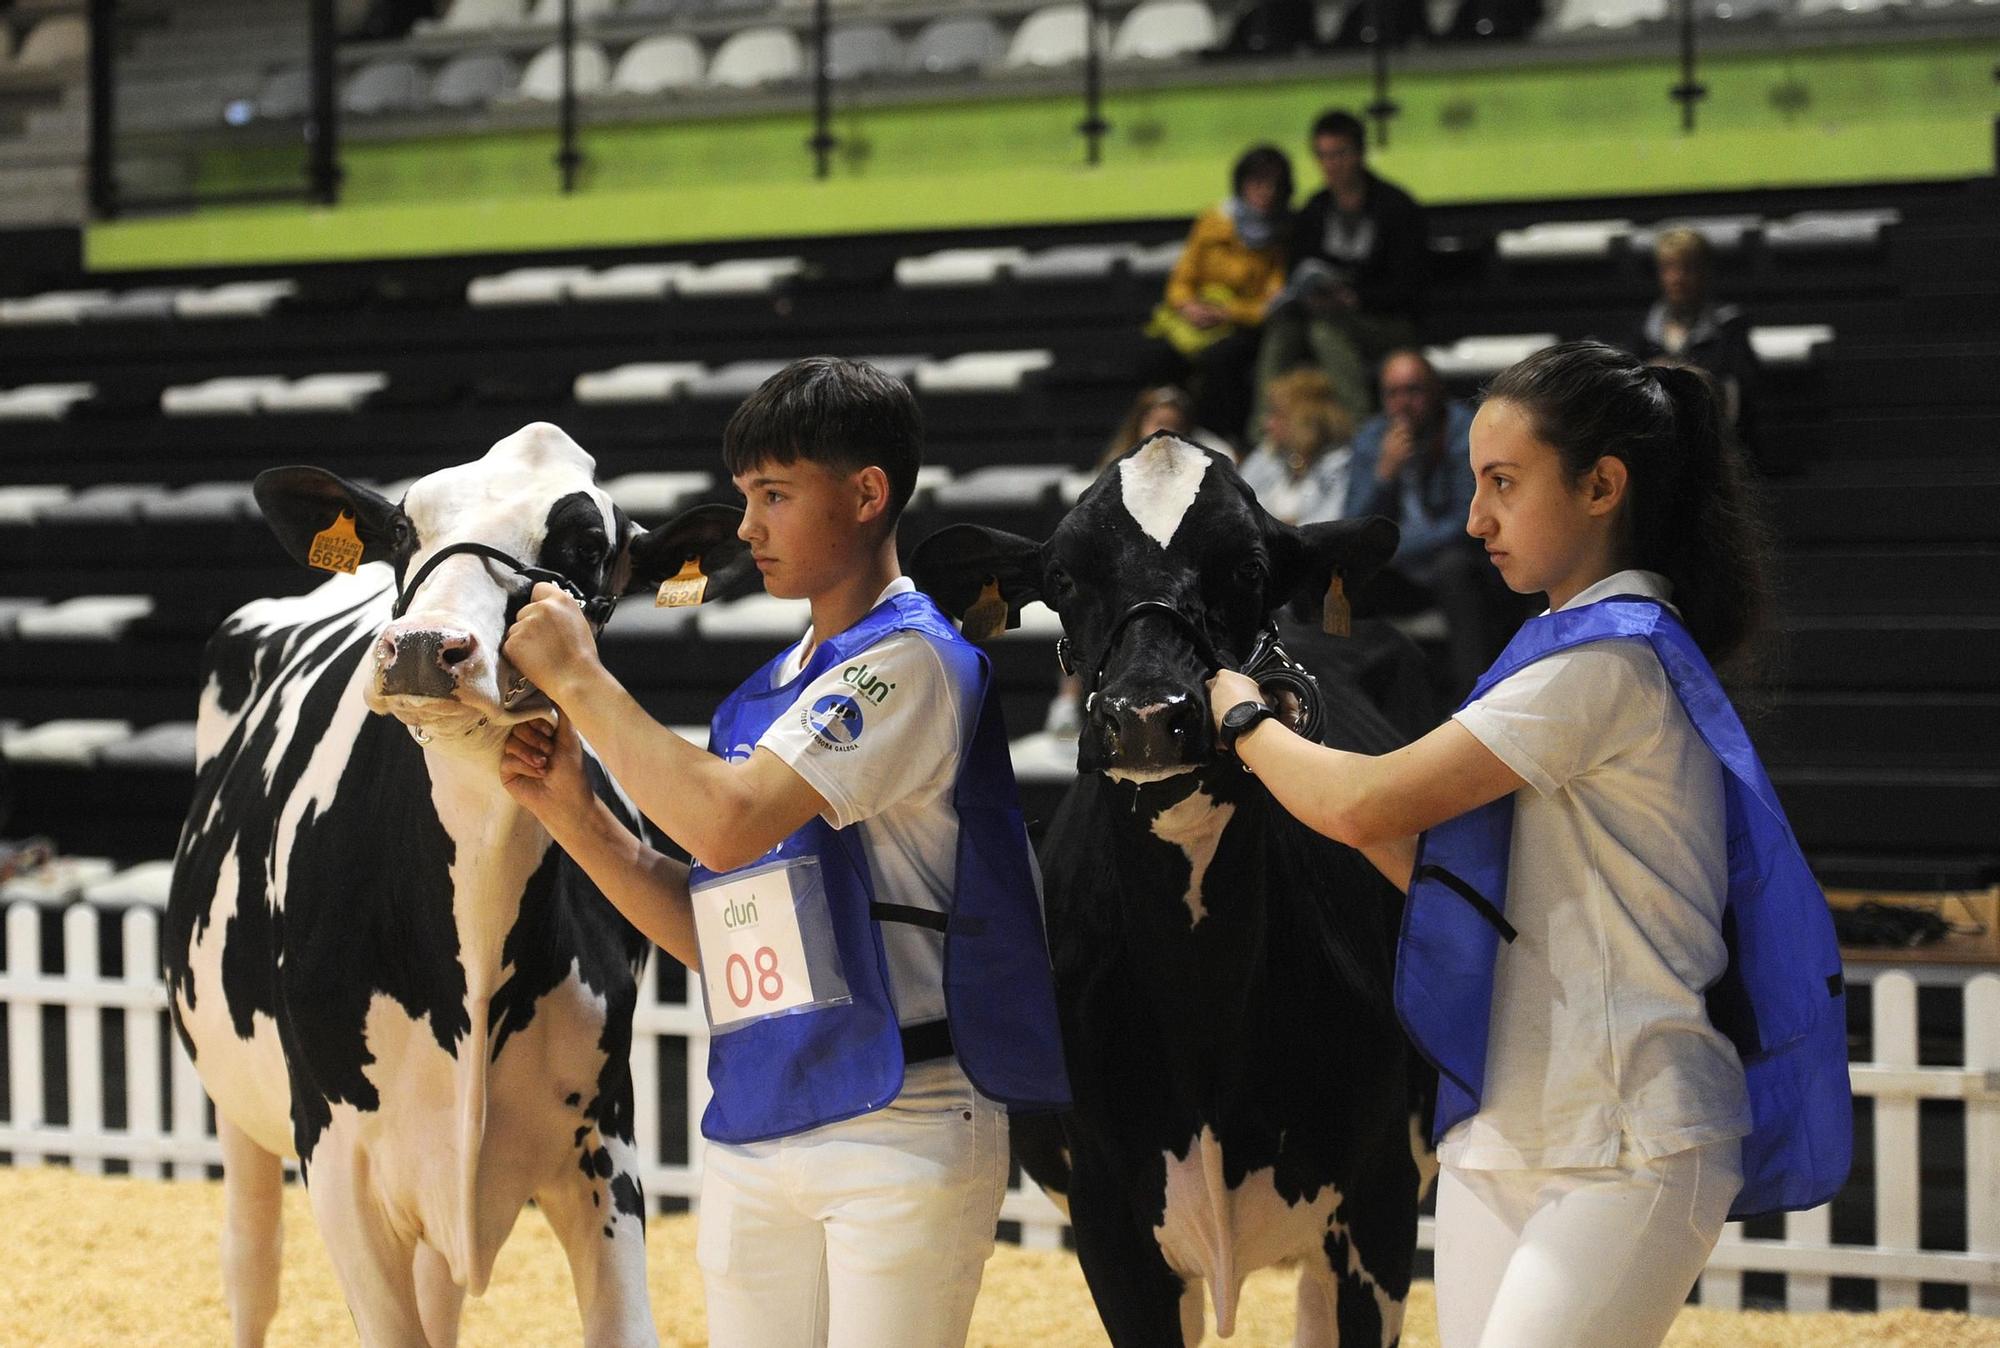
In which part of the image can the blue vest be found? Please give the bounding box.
[1395,596,1852,1219]
[689,589,1071,1144]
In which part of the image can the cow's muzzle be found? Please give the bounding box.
[1091,692,1206,773]
[375,624,479,699]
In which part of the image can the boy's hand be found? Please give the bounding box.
[500,716,592,829]
[503,582,598,704]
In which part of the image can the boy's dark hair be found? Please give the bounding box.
[1310,108,1366,153]
[722,357,923,519]
[1232,143,1295,205]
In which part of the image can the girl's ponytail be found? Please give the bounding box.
[1486,341,1773,670]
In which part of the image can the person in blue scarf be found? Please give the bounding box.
[1205,340,1849,1348]
[498,358,1067,1346]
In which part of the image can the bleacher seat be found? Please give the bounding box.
[1005,4,1106,69]
[1545,0,1669,34]
[0,382,94,420]
[1012,243,1133,282]
[826,24,903,80]
[97,722,199,770]
[1112,0,1221,59]
[610,35,706,95]
[431,52,518,108]
[895,247,1028,288]
[38,483,163,523]
[1006,731,1080,784]
[931,465,1071,509]
[261,372,389,413]
[604,471,713,516]
[344,59,427,116]
[0,290,113,324]
[996,600,1065,639]
[569,262,692,300]
[0,599,47,637]
[1427,333,1558,379]
[0,856,116,902]
[420,0,531,34]
[706,27,805,88]
[518,40,611,101]
[173,280,298,319]
[160,376,288,416]
[139,482,259,523]
[252,67,310,120]
[672,256,803,296]
[1750,323,1835,367]
[79,861,176,909]
[1763,208,1900,250]
[1630,214,1763,253]
[574,361,708,402]
[13,14,86,67]
[467,265,596,305]
[914,350,1054,393]
[689,360,791,399]
[86,288,183,322]
[1496,219,1633,261]
[694,592,811,637]
[1127,240,1184,276]
[14,597,155,641]
[908,16,1006,75]
[0,486,70,524]
[601,597,701,638]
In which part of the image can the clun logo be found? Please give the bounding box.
[804,694,865,751]
[840,662,896,706]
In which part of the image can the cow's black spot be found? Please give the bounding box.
[610,1173,644,1222]
[591,1147,615,1179]
[565,1092,581,1108]
[539,492,612,597]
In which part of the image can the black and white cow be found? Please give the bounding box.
[164,423,742,1348]
[914,433,1425,1347]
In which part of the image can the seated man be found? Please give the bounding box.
[1254,107,1427,428]
[1347,349,1513,700]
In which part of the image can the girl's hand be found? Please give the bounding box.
[500,715,592,829]
[1205,668,1266,739]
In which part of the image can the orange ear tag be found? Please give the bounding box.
[307,510,364,574]
[1322,572,1352,638]
[655,556,709,608]
[961,578,1009,643]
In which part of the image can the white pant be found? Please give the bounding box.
[696,1059,1010,1348]
[1434,1138,1742,1348]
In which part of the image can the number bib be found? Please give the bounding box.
[690,856,853,1033]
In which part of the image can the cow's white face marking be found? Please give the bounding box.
[1117,436,1210,550]
[370,422,619,745]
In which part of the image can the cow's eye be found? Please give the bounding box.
[1044,564,1075,604]
[390,516,414,550]
[1234,559,1264,590]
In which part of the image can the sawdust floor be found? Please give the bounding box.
[3,1167,1993,1347]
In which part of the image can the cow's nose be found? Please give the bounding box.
[1094,694,1202,770]
[376,627,479,699]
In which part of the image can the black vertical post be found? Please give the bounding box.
[1671,0,1707,133]
[306,0,340,204]
[86,0,118,218]
[1366,0,1400,150]
[557,0,582,191]
[808,0,835,179]
[1078,0,1108,165]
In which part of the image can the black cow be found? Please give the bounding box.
[914,432,1426,1347]
[165,423,742,1347]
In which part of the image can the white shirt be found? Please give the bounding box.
[1440,569,1753,1169]
[756,578,980,1026]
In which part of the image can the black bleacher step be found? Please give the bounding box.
[5,761,192,867]
[1766,477,2000,544]
[1778,549,2000,618]
[1806,851,2000,892]
[1768,617,2000,691]
[1754,691,2000,769]
[1820,410,1999,461]
[1773,766,2000,853]
[1815,345,2000,411]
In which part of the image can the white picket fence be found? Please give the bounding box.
[2,881,1997,1313]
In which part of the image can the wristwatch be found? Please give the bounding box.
[1218,699,1278,754]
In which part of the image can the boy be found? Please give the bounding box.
[499,356,1069,1346]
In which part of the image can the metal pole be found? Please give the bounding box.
[1671,0,1707,133]
[1366,0,1400,150]
[808,0,835,179]
[1077,0,1108,165]
[87,0,117,218]
[307,0,341,205]
[557,0,582,191]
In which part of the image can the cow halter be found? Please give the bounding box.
[390,541,619,735]
[1055,599,1326,745]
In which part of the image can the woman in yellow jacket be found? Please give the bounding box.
[1140,144,1292,447]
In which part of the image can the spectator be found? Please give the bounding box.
[1255,108,1427,427]
[1236,368,1357,525]
[1099,384,1237,468]
[1628,228,1761,442]
[1139,145,1294,448]
[1348,349,1513,699]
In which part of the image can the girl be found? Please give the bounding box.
[1206,340,1849,1348]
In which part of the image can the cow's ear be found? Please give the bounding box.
[909,524,1045,637]
[253,466,402,568]
[623,503,753,601]
[1266,514,1400,619]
